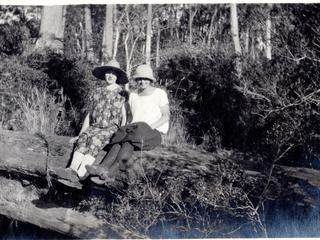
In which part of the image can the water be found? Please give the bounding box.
[264,182,320,238]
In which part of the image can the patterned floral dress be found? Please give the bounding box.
[74,85,125,157]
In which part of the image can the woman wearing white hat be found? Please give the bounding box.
[130,64,170,134]
[53,60,129,187]
[86,64,170,185]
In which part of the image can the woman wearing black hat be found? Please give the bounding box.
[53,60,129,186]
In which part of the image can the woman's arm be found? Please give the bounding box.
[121,104,127,126]
[69,113,90,143]
[79,113,90,135]
[149,104,170,130]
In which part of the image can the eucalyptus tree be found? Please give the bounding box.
[265,4,272,59]
[84,5,94,61]
[102,4,114,63]
[35,5,66,53]
[188,4,197,46]
[145,4,152,65]
[230,3,241,55]
[121,5,148,76]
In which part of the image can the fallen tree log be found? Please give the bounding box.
[0,176,127,239]
[0,129,319,237]
[0,130,143,238]
[276,165,320,188]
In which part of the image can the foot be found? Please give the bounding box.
[51,168,79,182]
[85,165,109,178]
[57,178,83,189]
[90,175,115,186]
[77,171,90,181]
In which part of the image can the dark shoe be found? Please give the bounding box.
[90,176,107,185]
[50,168,78,182]
[78,171,90,181]
[90,176,115,186]
[86,165,109,178]
[57,178,83,189]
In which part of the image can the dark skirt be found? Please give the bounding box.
[110,122,162,151]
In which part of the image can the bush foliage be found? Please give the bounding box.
[159,47,320,162]
[0,51,93,135]
[0,22,27,55]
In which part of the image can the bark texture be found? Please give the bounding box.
[0,130,133,238]
[102,5,114,63]
[35,6,65,53]
[230,3,241,55]
[145,4,152,65]
[84,5,94,61]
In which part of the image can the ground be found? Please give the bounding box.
[0,129,319,238]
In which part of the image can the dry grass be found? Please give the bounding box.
[14,87,68,135]
[162,103,192,147]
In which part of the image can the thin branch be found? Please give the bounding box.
[234,85,272,103]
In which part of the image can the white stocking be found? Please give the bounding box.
[77,154,96,179]
[69,151,85,171]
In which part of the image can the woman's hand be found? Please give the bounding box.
[69,136,79,144]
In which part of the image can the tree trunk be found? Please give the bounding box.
[189,5,197,46]
[84,5,94,62]
[80,21,85,57]
[102,4,113,63]
[245,27,250,54]
[251,34,256,60]
[230,3,241,55]
[175,6,180,41]
[189,5,192,46]
[145,4,152,65]
[155,22,161,68]
[169,5,174,38]
[113,5,119,59]
[265,4,272,60]
[113,5,127,60]
[0,176,128,239]
[0,130,140,239]
[35,6,66,53]
[207,8,218,47]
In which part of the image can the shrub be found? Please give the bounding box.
[158,47,320,162]
[0,22,27,55]
[239,56,320,162]
[26,51,92,108]
[0,55,79,135]
[0,56,52,131]
[25,50,94,134]
[76,150,264,238]
[158,47,242,150]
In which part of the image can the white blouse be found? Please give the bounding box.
[129,88,169,134]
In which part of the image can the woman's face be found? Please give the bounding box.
[136,78,152,90]
[104,72,117,85]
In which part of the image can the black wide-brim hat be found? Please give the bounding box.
[92,60,128,84]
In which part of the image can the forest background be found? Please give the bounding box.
[0,3,320,238]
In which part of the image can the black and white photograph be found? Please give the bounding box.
[0,1,320,238]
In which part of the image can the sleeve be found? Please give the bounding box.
[128,92,137,108]
[128,92,133,107]
[158,89,169,107]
